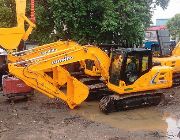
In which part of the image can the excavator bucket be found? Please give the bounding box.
[0,28,24,50]
[0,0,35,51]
[66,76,89,108]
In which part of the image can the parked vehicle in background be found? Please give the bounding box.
[144,25,176,57]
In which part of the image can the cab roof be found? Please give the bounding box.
[113,48,152,55]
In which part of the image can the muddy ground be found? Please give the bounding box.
[0,87,179,140]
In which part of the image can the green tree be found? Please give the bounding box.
[152,0,170,9]
[27,0,55,44]
[0,0,170,45]
[0,0,16,27]
[167,14,180,41]
[49,0,170,46]
[0,0,55,44]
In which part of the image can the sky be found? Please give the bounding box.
[152,0,180,25]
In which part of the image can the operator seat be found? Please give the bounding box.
[125,57,138,84]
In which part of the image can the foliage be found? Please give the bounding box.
[0,0,16,27]
[49,0,170,46]
[151,0,170,9]
[0,0,170,45]
[167,14,180,40]
[26,0,55,44]
[0,0,54,44]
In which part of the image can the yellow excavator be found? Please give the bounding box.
[8,43,173,113]
[0,0,175,113]
[153,42,180,86]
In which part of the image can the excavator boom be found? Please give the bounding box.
[8,43,110,109]
[8,41,79,62]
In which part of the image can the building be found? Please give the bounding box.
[156,19,169,26]
[145,25,167,42]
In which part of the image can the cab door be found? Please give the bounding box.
[121,52,152,85]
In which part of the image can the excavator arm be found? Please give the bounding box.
[8,64,89,109]
[0,0,35,51]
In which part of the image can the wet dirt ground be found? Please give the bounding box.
[0,87,179,140]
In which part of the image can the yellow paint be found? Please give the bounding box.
[8,43,110,109]
[0,0,175,109]
[153,43,180,74]
[0,0,35,51]
[172,42,180,56]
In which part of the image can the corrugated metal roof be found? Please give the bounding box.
[147,25,167,31]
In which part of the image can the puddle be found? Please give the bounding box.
[71,101,180,137]
[165,117,180,139]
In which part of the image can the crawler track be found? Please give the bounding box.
[71,71,106,91]
[99,92,163,114]
[173,73,180,87]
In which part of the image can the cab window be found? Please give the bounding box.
[142,56,149,72]
[109,54,123,86]
[125,55,139,85]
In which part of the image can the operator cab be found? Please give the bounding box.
[109,48,152,86]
